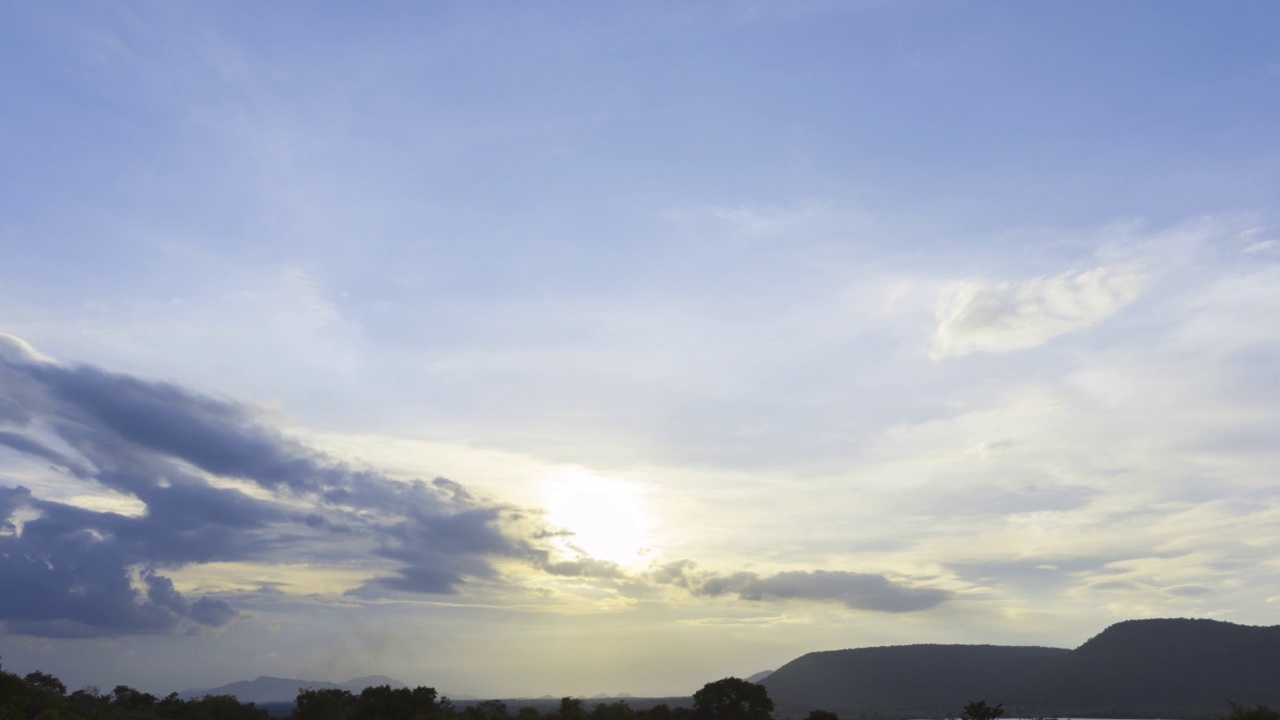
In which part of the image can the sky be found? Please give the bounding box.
[1,0,1280,701]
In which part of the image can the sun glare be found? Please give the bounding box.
[544,468,651,568]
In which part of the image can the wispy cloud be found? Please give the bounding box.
[931,265,1144,359]
[650,560,949,612]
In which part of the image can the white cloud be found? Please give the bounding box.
[931,265,1144,359]
[0,333,55,365]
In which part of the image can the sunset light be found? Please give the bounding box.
[545,469,652,568]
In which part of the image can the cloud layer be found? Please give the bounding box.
[0,334,947,638]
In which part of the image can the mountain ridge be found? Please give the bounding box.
[181,674,407,703]
[763,618,1280,718]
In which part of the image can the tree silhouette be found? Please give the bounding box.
[960,700,1003,720]
[1225,704,1280,720]
[693,678,773,720]
[295,688,356,720]
[25,670,68,696]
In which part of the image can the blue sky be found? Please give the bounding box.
[2,0,1280,700]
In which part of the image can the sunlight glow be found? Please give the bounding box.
[544,468,652,568]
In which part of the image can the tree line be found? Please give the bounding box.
[0,665,788,720]
[6,661,1280,720]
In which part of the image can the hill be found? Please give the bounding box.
[763,618,1280,718]
[181,675,406,703]
[763,644,1067,717]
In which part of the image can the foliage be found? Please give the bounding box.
[1225,704,1280,720]
[290,685,450,720]
[692,678,773,720]
[14,660,1280,720]
[0,665,765,720]
[960,701,1003,720]
[0,664,267,720]
[588,701,633,720]
[558,698,586,720]
[25,672,67,697]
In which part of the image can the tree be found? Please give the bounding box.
[464,700,509,720]
[111,684,159,715]
[0,667,33,720]
[354,684,438,720]
[26,671,68,696]
[645,705,671,720]
[68,686,109,720]
[960,701,1003,720]
[588,701,634,720]
[559,698,586,720]
[805,712,838,720]
[184,694,270,720]
[294,688,355,720]
[692,679,773,720]
[1225,704,1280,720]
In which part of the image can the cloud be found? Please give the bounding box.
[0,333,954,635]
[0,494,232,637]
[538,556,629,580]
[650,561,949,613]
[1163,584,1214,597]
[931,265,1144,359]
[0,334,525,636]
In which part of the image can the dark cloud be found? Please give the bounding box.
[0,512,205,637]
[650,560,949,613]
[649,559,697,588]
[0,334,522,637]
[0,485,30,533]
[366,505,513,594]
[0,431,91,477]
[189,597,238,627]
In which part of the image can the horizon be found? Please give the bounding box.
[3,0,1280,700]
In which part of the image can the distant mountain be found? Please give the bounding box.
[764,643,1067,717]
[744,671,773,684]
[763,618,1280,718]
[183,674,406,703]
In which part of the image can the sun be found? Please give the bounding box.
[543,468,651,568]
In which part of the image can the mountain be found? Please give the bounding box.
[183,674,407,703]
[763,618,1280,718]
[745,671,773,683]
[1014,618,1280,715]
[763,644,1068,717]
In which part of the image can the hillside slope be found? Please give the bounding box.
[763,618,1280,717]
[182,675,406,703]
